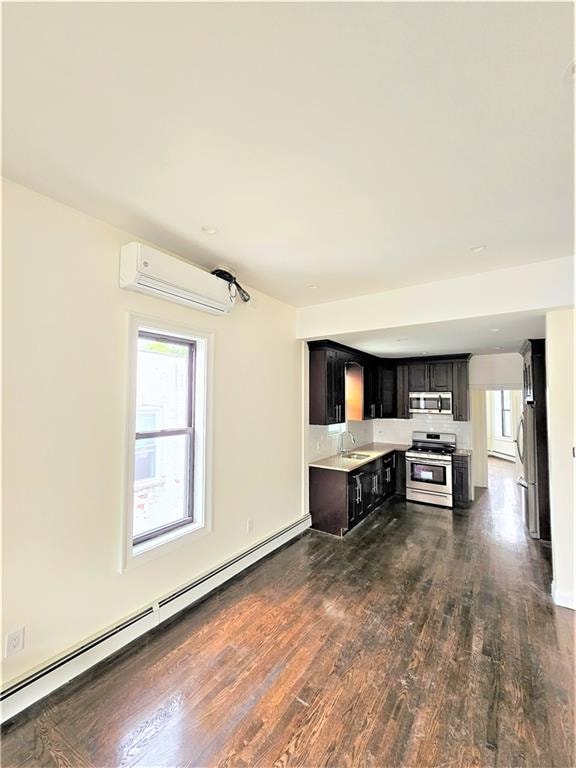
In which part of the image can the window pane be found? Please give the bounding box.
[133,434,191,538]
[136,336,190,431]
[502,411,512,438]
[502,390,511,409]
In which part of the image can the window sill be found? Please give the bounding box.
[134,520,203,556]
[121,519,209,573]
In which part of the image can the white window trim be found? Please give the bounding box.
[120,313,214,573]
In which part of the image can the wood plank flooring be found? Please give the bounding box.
[2,459,574,767]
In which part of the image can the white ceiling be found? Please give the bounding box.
[330,311,546,357]
[2,3,573,307]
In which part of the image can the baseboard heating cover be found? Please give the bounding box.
[1,515,311,723]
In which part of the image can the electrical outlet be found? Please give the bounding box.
[5,627,25,657]
[246,519,254,534]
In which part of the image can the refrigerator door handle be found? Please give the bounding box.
[516,416,524,464]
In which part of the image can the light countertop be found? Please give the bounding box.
[309,442,411,473]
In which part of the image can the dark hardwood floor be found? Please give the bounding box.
[2,459,574,767]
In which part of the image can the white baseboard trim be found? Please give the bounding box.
[1,515,311,723]
[551,581,575,610]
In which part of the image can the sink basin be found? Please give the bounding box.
[343,452,371,460]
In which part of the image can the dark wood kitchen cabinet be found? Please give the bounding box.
[364,361,395,419]
[429,362,453,392]
[308,341,361,425]
[452,360,470,422]
[378,363,395,418]
[408,361,453,393]
[363,361,379,420]
[309,342,471,425]
[381,454,395,498]
[405,356,470,421]
[453,453,471,507]
[309,452,399,536]
[408,363,428,392]
[396,363,410,419]
[395,450,406,495]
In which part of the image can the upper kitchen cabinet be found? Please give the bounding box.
[396,363,410,419]
[408,361,453,392]
[408,362,428,392]
[451,360,470,421]
[308,341,362,425]
[378,363,396,418]
[363,360,396,419]
[363,360,379,420]
[405,355,470,421]
[363,358,396,420]
[429,362,453,392]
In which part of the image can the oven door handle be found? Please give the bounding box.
[407,458,451,468]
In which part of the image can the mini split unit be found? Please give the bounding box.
[119,242,235,315]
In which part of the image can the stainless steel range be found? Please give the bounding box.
[405,432,456,508]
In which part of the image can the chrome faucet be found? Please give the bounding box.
[339,430,356,456]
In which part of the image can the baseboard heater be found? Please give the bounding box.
[1,515,311,723]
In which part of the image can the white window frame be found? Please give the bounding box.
[120,314,213,572]
[495,389,513,441]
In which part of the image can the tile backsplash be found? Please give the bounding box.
[372,415,472,448]
[309,415,471,461]
[308,420,373,461]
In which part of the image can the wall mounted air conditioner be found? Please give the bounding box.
[119,242,234,315]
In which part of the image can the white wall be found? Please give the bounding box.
[471,390,488,488]
[469,352,523,390]
[2,179,304,683]
[546,308,575,610]
[296,259,573,339]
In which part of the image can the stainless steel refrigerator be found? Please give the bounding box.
[517,339,550,541]
[517,405,539,537]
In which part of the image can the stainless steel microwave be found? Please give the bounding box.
[409,392,453,415]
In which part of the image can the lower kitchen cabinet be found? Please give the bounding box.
[395,450,406,495]
[453,453,471,507]
[310,453,401,536]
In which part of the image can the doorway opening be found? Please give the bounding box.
[485,389,522,474]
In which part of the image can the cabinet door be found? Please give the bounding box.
[395,451,406,495]
[348,476,361,528]
[362,471,376,515]
[325,349,339,424]
[378,364,395,418]
[363,362,377,419]
[409,363,429,392]
[429,362,453,392]
[334,352,346,422]
[453,456,470,507]
[396,364,410,419]
[452,361,470,421]
[382,455,395,498]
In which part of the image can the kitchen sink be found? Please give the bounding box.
[343,452,371,460]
